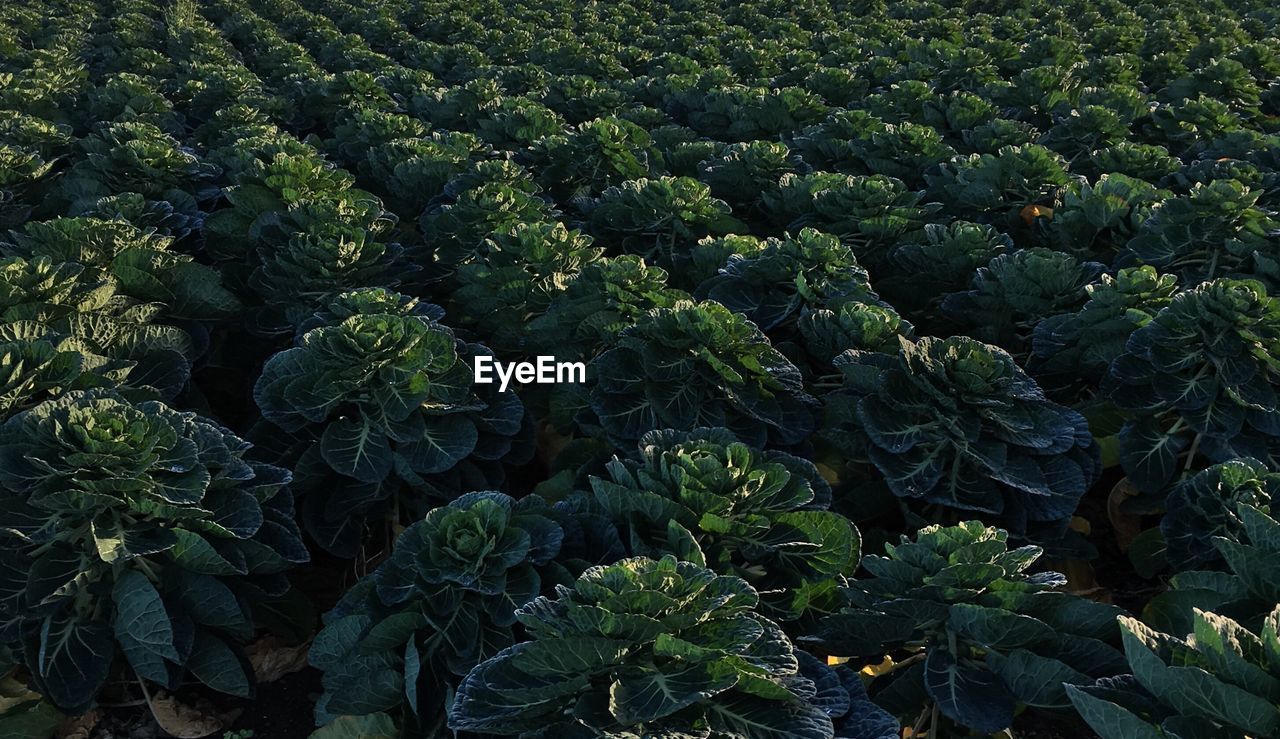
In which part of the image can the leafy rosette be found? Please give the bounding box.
[358,133,483,217]
[1048,174,1169,262]
[788,110,954,187]
[84,72,181,133]
[1030,266,1179,401]
[695,227,881,334]
[926,144,1071,223]
[584,299,817,447]
[695,140,807,209]
[531,116,657,199]
[244,209,409,336]
[805,522,1125,735]
[0,322,130,419]
[878,221,1013,322]
[1069,608,1280,739]
[0,255,118,322]
[2,218,239,321]
[568,427,859,621]
[525,254,688,364]
[449,555,837,738]
[798,301,913,370]
[1085,142,1183,182]
[685,86,830,142]
[0,253,196,404]
[821,336,1099,541]
[450,221,604,349]
[1141,503,1280,637]
[0,111,71,228]
[76,192,204,241]
[587,176,743,258]
[1122,180,1280,290]
[1162,458,1279,571]
[420,176,557,281]
[940,248,1106,359]
[0,390,307,714]
[203,152,393,268]
[293,288,446,340]
[56,121,219,214]
[310,492,564,735]
[202,152,403,334]
[657,233,764,293]
[1103,279,1280,494]
[254,303,528,556]
[762,173,939,271]
[474,97,564,149]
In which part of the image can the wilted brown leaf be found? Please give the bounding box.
[54,709,100,739]
[146,692,234,739]
[1108,477,1142,552]
[247,636,313,683]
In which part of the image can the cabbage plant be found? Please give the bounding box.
[253,300,527,555]
[821,336,1099,541]
[568,427,859,621]
[695,227,881,334]
[2,217,239,321]
[806,522,1124,735]
[449,556,837,738]
[0,390,307,713]
[584,299,817,447]
[1068,608,1280,739]
[1103,278,1280,494]
[1162,458,1280,571]
[310,492,563,735]
[1030,266,1178,401]
[940,247,1106,359]
[1122,179,1280,290]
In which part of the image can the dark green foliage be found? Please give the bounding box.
[1069,608,1280,739]
[3,217,239,321]
[566,427,858,621]
[311,492,563,734]
[1104,279,1280,493]
[450,556,837,738]
[822,336,1099,540]
[584,299,817,447]
[695,228,880,333]
[253,298,527,555]
[878,221,1013,321]
[941,248,1106,358]
[1162,458,1279,571]
[1031,266,1179,400]
[806,522,1124,735]
[0,391,306,713]
[1123,180,1280,290]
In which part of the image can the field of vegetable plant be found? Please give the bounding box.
[1,0,1279,736]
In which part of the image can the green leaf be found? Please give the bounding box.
[923,647,1016,733]
[609,661,739,724]
[186,632,251,697]
[112,570,179,674]
[169,529,245,575]
[31,614,113,714]
[320,416,394,483]
[704,693,834,739]
[1124,621,1280,735]
[309,713,398,739]
[986,649,1088,707]
[949,604,1056,650]
[0,697,62,739]
[91,518,177,563]
[1065,685,1166,739]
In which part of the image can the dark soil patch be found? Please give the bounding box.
[225,666,323,739]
